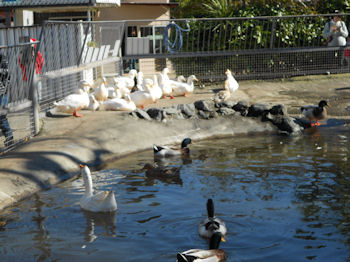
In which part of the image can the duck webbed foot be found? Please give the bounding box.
[73,110,83,117]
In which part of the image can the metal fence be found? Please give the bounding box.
[37,20,125,112]
[123,14,350,57]
[0,42,38,153]
[123,14,350,79]
[0,21,125,153]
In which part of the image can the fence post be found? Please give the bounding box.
[31,74,40,135]
[30,22,45,135]
[77,22,90,66]
[270,19,276,49]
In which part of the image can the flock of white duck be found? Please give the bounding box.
[78,138,227,261]
[53,68,202,117]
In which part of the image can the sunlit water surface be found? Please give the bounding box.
[1,126,350,262]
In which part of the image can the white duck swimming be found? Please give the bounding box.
[177,232,226,262]
[114,69,137,89]
[79,164,117,213]
[93,77,109,102]
[158,71,174,99]
[225,69,239,93]
[53,83,90,117]
[171,75,198,97]
[198,199,227,241]
[101,94,136,112]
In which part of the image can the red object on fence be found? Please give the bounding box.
[19,38,44,81]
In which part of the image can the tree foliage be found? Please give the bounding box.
[173,0,350,18]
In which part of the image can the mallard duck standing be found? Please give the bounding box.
[176,232,226,262]
[198,199,227,240]
[153,138,192,157]
[301,100,328,127]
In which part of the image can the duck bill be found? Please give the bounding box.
[79,164,85,168]
[221,236,226,242]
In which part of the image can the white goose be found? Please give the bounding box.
[101,94,136,112]
[79,164,117,213]
[130,83,156,109]
[107,86,122,99]
[86,94,100,111]
[114,69,137,89]
[53,83,90,117]
[136,71,145,91]
[151,74,163,102]
[115,81,130,98]
[94,77,109,102]
[171,75,198,97]
[225,69,239,93]
[158,72,173,99]
[176,75,186,82]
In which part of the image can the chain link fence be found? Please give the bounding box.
[0,42,38,153]
[123,14,350,79]
[38,20,125,112]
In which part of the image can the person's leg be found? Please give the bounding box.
[0,114,13,146]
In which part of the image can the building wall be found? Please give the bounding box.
[122,0,169,3]
[96,5,170,24]
[14,10,34,26]
[97,4,172,77]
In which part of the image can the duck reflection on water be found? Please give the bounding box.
[82,210,116,243]
[142,163,183,186]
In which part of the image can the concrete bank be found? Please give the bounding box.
[0,110,276,211]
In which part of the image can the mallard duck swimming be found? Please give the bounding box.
[153,138,192,157]
[177,232,226,262]
[198,199,227,241]
[79,165,117,213]
[301,100,328,127]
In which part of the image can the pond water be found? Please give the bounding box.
[0,125,350,262]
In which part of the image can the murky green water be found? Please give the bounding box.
[0,125,350,262]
